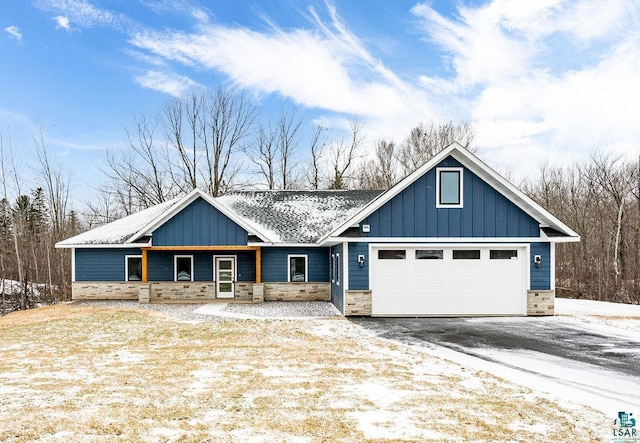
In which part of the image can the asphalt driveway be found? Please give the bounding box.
[352,316,640,413]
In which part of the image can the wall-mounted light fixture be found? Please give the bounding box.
[534,255,542,268]
[357,254,365,267]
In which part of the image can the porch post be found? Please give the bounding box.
[141,248,148,283]
[255,247,261,283]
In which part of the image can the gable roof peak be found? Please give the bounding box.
[319,142,580,243]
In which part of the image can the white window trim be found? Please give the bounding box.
[125,254,142,282]
[436,167,464,208]
[174,255,194,282]
[71,248,76,282]
[336,252,340,286]
[331,253,335,283]
[287,254,308,283]
[342,241,349,292]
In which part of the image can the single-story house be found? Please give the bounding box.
[56,143,579,316]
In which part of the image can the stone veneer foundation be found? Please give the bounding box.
[527,289,555,316]
[344,290,372,316]
[72,282,141,300]
[263,282,330,301]
[72,281,328,303]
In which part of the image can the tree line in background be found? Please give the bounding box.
[525,153,640,304]
[0,130,79,313]
[0,85,638,314]
[89,87,475,224]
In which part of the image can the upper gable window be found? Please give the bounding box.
[436,167,463,208]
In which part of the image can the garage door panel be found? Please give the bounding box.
[371,246,527,316]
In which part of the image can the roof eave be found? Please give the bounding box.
[55,242,151,249]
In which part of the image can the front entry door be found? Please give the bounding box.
[215,257,236,299]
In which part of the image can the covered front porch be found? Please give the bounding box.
[139,245,263,303]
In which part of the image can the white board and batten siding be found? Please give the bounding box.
[370,244,529,316]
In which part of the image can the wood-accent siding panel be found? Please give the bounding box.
[362,156,540,238]
[153,197,248,246]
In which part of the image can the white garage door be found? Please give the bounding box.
[370,246,527,316]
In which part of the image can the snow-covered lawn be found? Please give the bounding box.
[556,297,640,333]
[0,303,608,442]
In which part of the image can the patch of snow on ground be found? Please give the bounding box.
[556,297,640,317]
[0,279,41,297]
[557,298,640,334]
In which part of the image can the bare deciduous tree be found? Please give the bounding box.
[250,108,302,189]
[202,87,257,196]
[356,139,397,190]
[99,87,257,212]
[525,151,640,304]
[327,118,364,190]
[398,122,474,177]
[277,108,302,189]
[250,123,278,189]
[306,125,327,190]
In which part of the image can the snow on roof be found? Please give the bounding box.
[56,198,182,247]
[217,190,383,243]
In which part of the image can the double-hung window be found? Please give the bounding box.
[436,167,463,208]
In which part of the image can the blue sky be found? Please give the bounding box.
[1,0,639,207]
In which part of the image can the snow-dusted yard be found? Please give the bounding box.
[556,297,640,333]
[0,302,615,442]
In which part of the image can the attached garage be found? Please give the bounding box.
[370,245,528,316]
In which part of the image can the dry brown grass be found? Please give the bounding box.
[0,304,608,442]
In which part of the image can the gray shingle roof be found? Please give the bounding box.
[56,189,383,247]
[56,198,182,246]
[217,190,383,243]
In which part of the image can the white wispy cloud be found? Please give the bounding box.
[107,0,640,177]
[54,16,70,30]
[410,0,640,177]
[129,4,450,141]
[4,26,23,42]
[35,0,119,29]
[134,71,201,97]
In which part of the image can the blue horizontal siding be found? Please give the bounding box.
[348,242,369,290]
[530,242,551,290]
[362,156,540,238]
[330,244,343,313]
[153,197,248,246]
[75,248,141,281]
[147,250,256,282]
[261,247,329,282]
